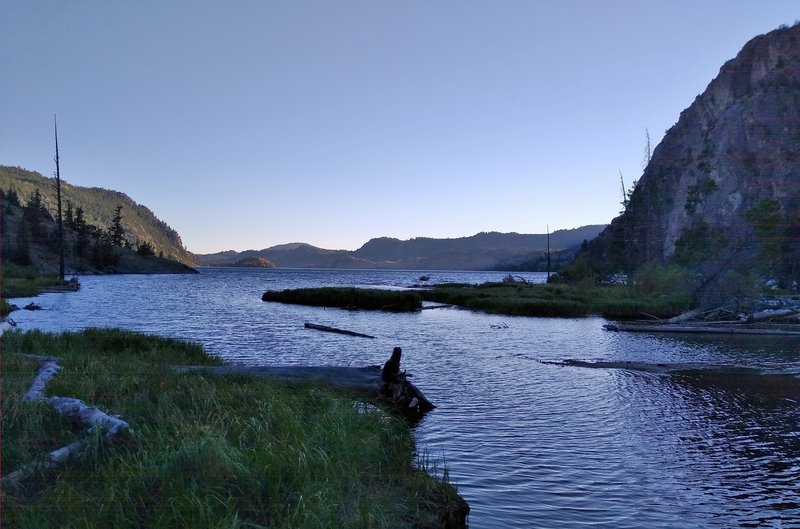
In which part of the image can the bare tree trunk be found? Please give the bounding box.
[546,225,551,281]
[54,114,65,281]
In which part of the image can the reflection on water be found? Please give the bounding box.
[613,369,800,528]
[7,268,800,528]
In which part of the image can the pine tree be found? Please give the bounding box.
[137,240,155,257]
[65,200,74,227]
[91,238,118,268]
[108,205,125,247]
[5,187,20,206]
[73,206,86,232]
[24,188,49,241]
[26,189,43,212]
[14,218,32,266]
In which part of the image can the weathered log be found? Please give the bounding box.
[173,347,436,419]
[22,354,62,401]
[666,308,704,323]
[304,322,375,339]
[747,308,797,322]
[3,354,131,487]
[379,347,436,416]
[604,322,800,335]
[45,396,130,437]
[543,359,697,372]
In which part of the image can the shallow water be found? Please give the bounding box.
[8,268,800,528]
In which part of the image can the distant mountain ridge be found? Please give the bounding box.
[195,226,606,270]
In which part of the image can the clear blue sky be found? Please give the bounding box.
[2,1,797,253]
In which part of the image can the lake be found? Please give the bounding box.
[8,268,800,528]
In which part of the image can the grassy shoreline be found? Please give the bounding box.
[1,265,76,316]
[262,280,694,320]
[1,329,467,528]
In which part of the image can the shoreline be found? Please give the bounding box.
[0,327,469,528]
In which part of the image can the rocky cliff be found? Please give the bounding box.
[586,23,800,288]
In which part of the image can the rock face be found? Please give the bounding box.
[589,24,800,284]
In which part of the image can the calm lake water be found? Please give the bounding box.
[8,268,800,528]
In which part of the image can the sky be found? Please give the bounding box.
[1,1,798,254]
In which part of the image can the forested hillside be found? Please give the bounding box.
[0,166,194,266]
[196,226,606,270]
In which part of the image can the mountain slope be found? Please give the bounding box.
[195,225,606,270]
[0,165,194,266]
[581,23,800,289]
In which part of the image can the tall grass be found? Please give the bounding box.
[2,264,72,298]
[258,280,693,319]
[2,329,463,529]
[425,279,694,319]
[424,282,592,317]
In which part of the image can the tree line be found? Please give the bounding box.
[1,186,158,272]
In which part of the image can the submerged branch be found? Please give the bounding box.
[304,322,375,339]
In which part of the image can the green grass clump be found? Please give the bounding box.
[1,329,462,529]
[423,278,694,319]
[423,282,591,317]
[594,287,694,320]
[259,280,694,319]
[2,264,73,298]
[1,296,13,316]
[263,287,423,312]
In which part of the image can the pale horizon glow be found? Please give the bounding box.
[2,1,797,253]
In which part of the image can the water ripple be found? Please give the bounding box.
[8,269,800,528]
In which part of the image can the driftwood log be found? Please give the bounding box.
[748,308,798,322]
[304,322,375,339]
[604,322,800,336]
[3,354,131,486]
[662,302,800,327]
[173,347,435,420]
[379,347,436,416]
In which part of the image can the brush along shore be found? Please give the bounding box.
[263,280,695,320]
[1,329,467,529]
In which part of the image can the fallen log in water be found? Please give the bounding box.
[378,347,436,417]
[173,346,435,421]
[304,322,375,339]
[604,322,800,336]
[540,358,704,372]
